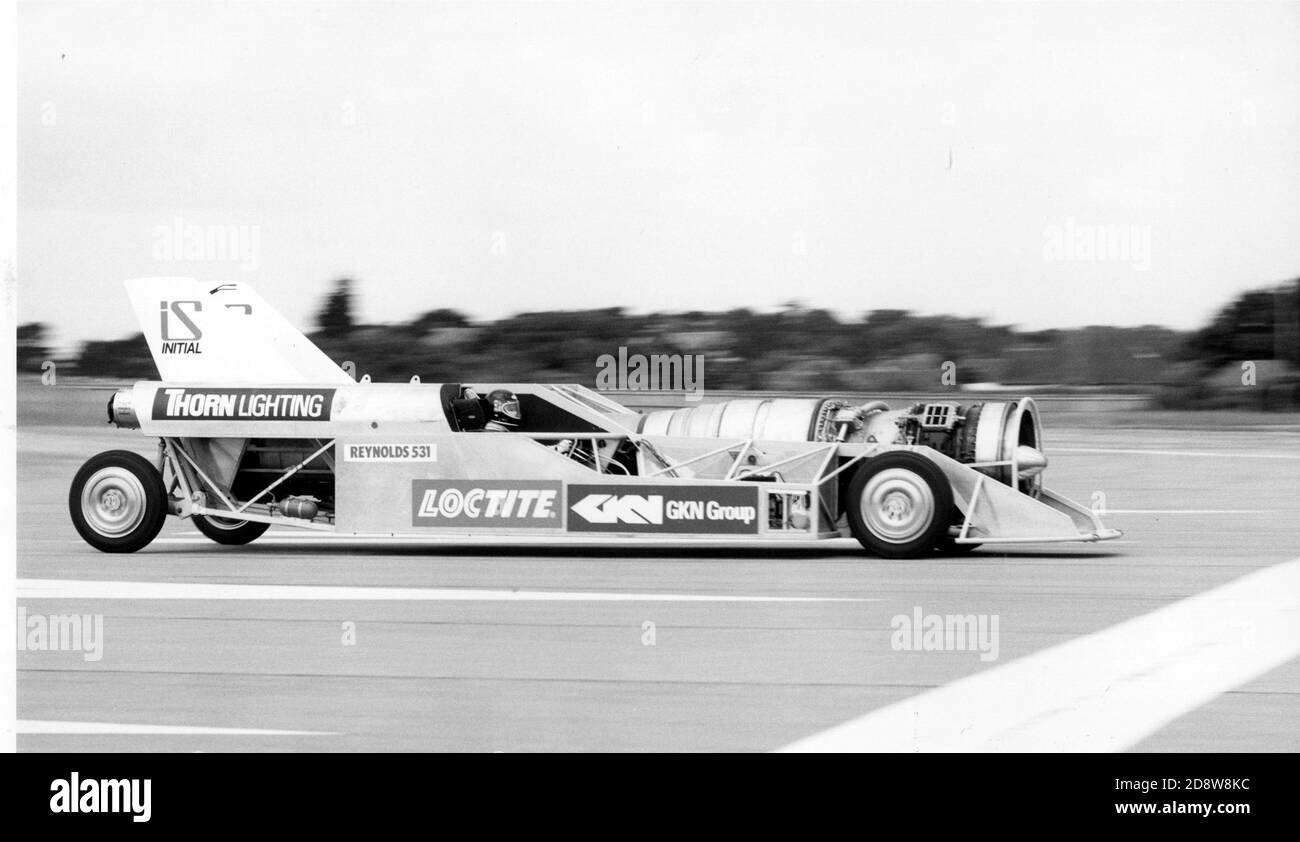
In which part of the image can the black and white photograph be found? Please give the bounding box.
[1,0,1297,812]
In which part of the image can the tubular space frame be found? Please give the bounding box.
[951,474,1111,545]
[162,437,337,530]
[160,429,848,529]
[168,431,854,497]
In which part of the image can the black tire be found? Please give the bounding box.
[69,450,169,553]
[936,536,983,554]
[845,451,954,559]
[193,514,270,546]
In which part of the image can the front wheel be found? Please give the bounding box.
[846,452,953,559]
[69,450,169,553]
[193,514,270,545]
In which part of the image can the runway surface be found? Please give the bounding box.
[16,409,1300,752]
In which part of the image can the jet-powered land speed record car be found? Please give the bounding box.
[69,278,1120,558]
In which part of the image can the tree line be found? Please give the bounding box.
[17,277,1300,399]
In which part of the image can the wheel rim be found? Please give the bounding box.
[861,468,935,544]
[80,467,147,537]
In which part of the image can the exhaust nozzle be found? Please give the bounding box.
[108,388,140,429]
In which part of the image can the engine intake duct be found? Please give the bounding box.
[960,398,1046,495]
[638,398,851,442]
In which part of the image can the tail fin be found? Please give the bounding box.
[125,277,353,384]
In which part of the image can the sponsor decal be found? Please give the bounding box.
[151,387,335,421]
[156,296,253,353]
[159,299,203,354]
[343,443,437,462]
[568,484,760,534]
[412,480,563,528]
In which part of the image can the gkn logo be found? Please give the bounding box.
[571,493,663,525]
[567,485,760,534]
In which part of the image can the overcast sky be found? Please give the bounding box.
[18,0,1300,350]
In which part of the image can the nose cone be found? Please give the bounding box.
[1014,445,1048,477]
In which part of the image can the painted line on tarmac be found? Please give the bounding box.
[18,578,870,603]
[18,720,331,736]
[1052,446,1300,459]
[1105,509,1276,515]
[151,533,864,546]
[780,556,1300,752]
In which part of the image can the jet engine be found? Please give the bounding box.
[638,396,1047,495]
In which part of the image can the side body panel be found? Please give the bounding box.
[331,433,832,539]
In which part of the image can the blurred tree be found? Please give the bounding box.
[410,308,471,333]
[17,322,50,372]
[1182,279,1300,369]
[76,334,158,379]
[315,278,356,337]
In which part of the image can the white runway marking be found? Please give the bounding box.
[1052,446,1300,459]
[17,720,331,736]
[152,533,864,547]
[1105,509,1276,515]
[780,556,1300,752]
[18,578,870,603]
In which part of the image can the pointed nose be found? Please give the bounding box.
[1014,445,1048,477]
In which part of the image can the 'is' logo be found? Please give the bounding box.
[160,300,202,341]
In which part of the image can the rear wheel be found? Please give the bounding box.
[193,514,270,545]
[846,452,953,559]
[69,450,168,553]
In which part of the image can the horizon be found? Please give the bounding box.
[25,274,1251,357]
